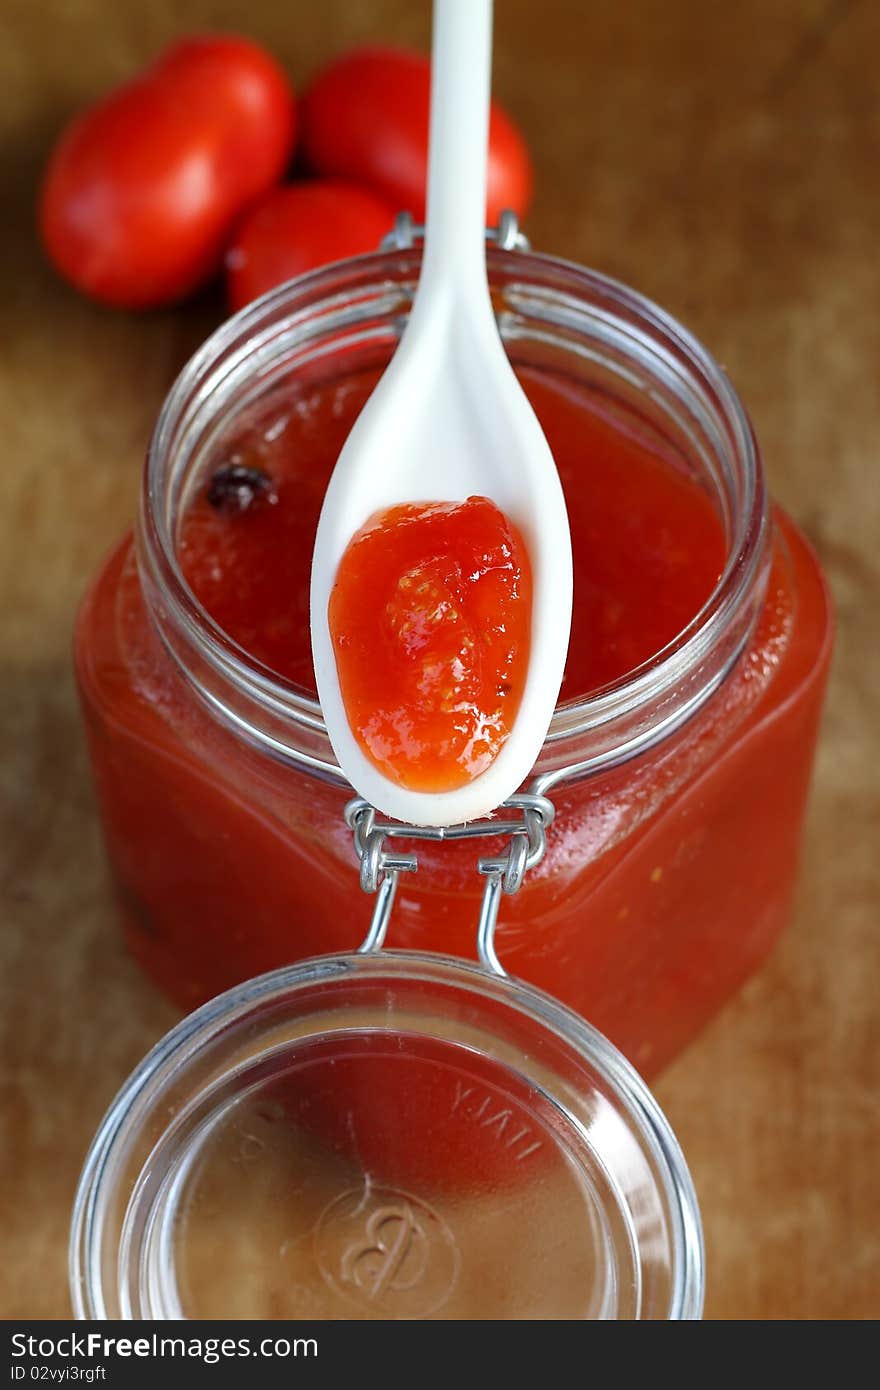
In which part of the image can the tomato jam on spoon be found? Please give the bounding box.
[327,495,532,792]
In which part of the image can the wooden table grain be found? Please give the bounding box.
[1,0,877,1320]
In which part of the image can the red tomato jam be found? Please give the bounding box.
[76,364,832,1081]
[326,496,532,791]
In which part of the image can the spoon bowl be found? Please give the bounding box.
[310,0,572,825]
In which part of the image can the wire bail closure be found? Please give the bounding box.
[380,208,531,254]
[345,794,555,977]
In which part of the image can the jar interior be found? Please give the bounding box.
[172,272,742,706]
[140,250,767,781]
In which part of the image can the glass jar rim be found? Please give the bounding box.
[70,949,705,1320]
[137,246,770,790]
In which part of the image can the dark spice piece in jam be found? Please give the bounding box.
[207,464,278,513]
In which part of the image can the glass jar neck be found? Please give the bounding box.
[137,247,770,793]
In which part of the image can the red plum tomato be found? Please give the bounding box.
[226,180,395,311]
[40,35,297,309]
[301,46,532,224]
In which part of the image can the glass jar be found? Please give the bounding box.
[74,239,832,1078]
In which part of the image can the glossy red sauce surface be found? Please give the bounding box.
[179,367,728,702]
[327,496,532,791]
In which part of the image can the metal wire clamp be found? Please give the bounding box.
[380,208,531,254]
[345,794,555,977]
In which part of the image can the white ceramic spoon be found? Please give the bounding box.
[310,0,572,826]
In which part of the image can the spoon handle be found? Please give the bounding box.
[420,0,493,299]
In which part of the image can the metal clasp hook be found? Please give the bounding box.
[380,209,531,254]
[345,794,554,977]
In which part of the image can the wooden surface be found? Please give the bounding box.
[1,0,877,1321]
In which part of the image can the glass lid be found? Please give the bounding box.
[70,948,704,1321]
